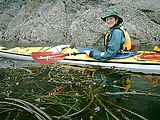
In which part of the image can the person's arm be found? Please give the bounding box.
[89,29,124,61]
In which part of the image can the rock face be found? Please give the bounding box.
[0,0,160,47]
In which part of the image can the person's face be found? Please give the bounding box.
[105,16,118,28]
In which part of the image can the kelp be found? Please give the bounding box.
[0,64,160,120]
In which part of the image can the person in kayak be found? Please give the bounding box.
[84,9,131,60]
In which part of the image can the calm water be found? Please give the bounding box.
[0,60,159,120]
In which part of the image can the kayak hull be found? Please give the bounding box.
[60,59,160,74]
[0,45,160,74]
[0,51,33,61]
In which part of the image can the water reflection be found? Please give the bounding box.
[0,57,36,68]
[92,69,131,101]
[92,69,160,93]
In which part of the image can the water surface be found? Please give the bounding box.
[0,62,159,120]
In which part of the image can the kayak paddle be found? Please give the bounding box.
[31,52,85,64]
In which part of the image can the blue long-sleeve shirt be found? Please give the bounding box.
[89,26,124,61]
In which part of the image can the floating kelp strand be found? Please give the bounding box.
[105,91,160,97]
[100,97,148,120]
[120,111,130,120]
[40,95,81,117]
[52,94,95,119]
[45,84,68,96]
[0,107,16,114]
[21,76,35,80]
[3,90,13,97]
[0,101,45,120]
[96,97,120,120]
[47,79,71,85]
[112,85,129,90]
[63,98,81,116]
[33,82,46,92]
[5,98,52,120]
[93,80,106,94]
[19,67,33,74]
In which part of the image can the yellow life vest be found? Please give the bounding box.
[153,46,160,52]
[104,27,131,51]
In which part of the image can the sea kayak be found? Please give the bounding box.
[0,45,160,74]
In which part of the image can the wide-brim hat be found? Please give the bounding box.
[101,10,123,24]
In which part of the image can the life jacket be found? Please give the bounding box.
[153,46,160,52]
[104,26,131,52]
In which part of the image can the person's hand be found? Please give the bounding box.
[83,50,91,56]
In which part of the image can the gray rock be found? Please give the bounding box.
[0,0,160,47]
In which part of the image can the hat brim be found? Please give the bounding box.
[101,15,123,24]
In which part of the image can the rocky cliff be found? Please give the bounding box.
[0,0,160,47]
